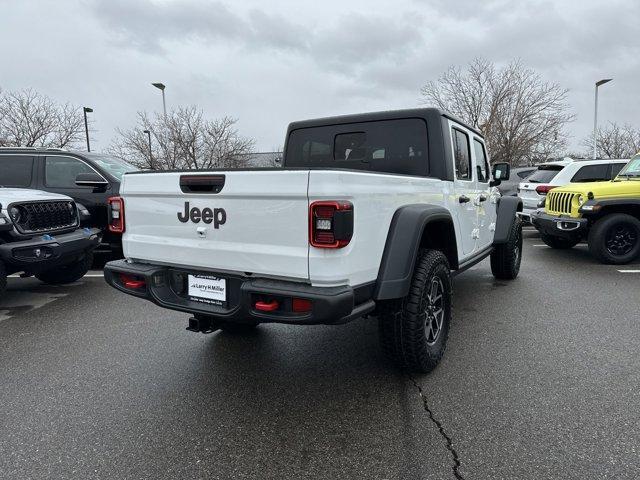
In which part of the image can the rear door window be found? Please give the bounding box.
[0,155,34,187]
[286,118,428,176]
[452,128,472,181]
[526,165,564,183]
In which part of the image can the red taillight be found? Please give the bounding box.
[255,300,279,312]
[292,298,313,313]
[108,196,125,233]
[120,273,145,289]
[535,185,555,195]
[309,201,353,248]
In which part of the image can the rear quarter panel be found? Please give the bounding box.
[308,171,454,286]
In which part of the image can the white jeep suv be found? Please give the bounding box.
[518,158,628,222]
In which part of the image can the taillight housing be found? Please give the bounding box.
[309,201,353,248]
[108,196,125,233]
[120,273,145,290]
[535,185,555,195]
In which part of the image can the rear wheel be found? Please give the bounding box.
[378,249,452,373]
[35,252,93,285]
[491,216,523,280]
[588,213,640,264]
[540,233,580,249]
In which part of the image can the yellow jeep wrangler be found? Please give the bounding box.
[531,154,640,264]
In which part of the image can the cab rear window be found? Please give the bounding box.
[285,118,429,176]
[526,165,564,183]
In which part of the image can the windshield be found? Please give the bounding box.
[525,165,564,183]
[616,155,640,178]
[86,154,137,180]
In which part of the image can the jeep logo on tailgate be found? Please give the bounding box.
[178,202,226,228]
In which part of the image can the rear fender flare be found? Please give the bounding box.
[374,204,456,301]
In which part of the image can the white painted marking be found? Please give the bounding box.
[532,244,547,247]
[618,270,640,273]
[84,274,104,277]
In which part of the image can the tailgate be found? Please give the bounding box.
[120,170,310,280]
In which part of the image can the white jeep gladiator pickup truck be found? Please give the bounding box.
[104,108,523,372]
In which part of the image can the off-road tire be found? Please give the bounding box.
[588,213,640,265]
[540,233,580,249]
[35,252,93,285]
[0,262,6,298]
[217,321,259,334]
[491,216,523,280]
[377,249,452,373]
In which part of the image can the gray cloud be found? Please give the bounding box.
[1,0,638,153]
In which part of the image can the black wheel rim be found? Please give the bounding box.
[605,222,638,257]
[424,277,445,346]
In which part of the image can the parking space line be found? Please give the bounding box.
[618,270,640,273]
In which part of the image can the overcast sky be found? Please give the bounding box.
[1,0,638,153]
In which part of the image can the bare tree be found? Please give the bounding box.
[110,106,254,170]
[0,88,85,148]
[420,58,574,166]
[582,122,640,159]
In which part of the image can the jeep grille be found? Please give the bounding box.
[11,201,78,234]
[547,192,576,215]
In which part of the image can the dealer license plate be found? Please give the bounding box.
[188,275,226,306]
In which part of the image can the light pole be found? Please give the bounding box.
[151,82,166,118]
[83,107,93,152]
[593,78,612,159]
[143,129,153,169]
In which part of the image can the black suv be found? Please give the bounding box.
[0,148,137,254]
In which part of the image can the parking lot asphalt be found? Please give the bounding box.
[1,230,639,480]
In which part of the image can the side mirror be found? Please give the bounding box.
[75,172,108,188]
[490,162,511,187]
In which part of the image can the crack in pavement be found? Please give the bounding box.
[407,374,465,480]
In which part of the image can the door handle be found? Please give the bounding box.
[458,195,470,204]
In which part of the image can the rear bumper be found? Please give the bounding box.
[531,211,588,239]
[104,260,375,326]
[0,228,101,272]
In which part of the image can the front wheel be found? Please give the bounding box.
[378,249,452,373]
[588,214,640,264]
[35,252,93,285]
[540,233,580,249]
[491,216,523,280]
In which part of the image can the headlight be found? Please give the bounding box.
[577,194,586,206]
[9,206,20,222]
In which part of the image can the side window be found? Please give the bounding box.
[45,156,96,188]
[0,156,34,187]
[570,164,610,183]
[473,138,490,183]
[610,163,625,179]
[452,128,472,180]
